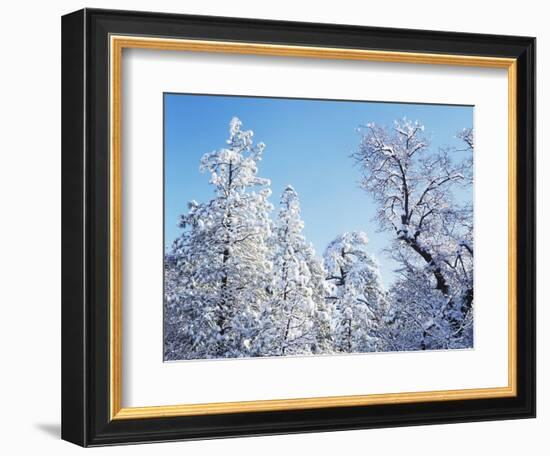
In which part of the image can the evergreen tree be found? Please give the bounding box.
[324,232,388,353]
[166,117,274,359]
[269,186,330,355]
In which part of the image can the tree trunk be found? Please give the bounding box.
[402,236,449,295]
[282,314,292,355]
[217,161,233,353]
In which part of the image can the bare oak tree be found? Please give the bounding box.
[354,119,474,348]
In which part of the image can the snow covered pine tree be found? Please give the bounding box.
[324,232,389,353]
[165,118,274,360]
[269,185,332,356]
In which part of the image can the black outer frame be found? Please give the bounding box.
[61,8,536,447]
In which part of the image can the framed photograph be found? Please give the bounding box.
[61,8,535,447]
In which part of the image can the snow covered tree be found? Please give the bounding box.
[353,119,474,349]
[165,117,274,359]
[164,251,195,360]
[324,232,389,353]
[164,115,474,360]
[384,267,473,351]
[306,251,334,354]
[268,186,331,356]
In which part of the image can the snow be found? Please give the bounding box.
[164,117,474,360]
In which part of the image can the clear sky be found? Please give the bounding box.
[164,93,473,287]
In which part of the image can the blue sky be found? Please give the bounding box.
[164,94,472,286]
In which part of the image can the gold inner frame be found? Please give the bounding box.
[109,35,518,420]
